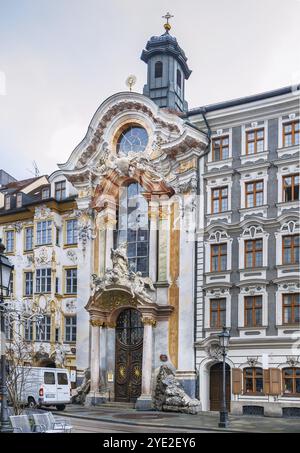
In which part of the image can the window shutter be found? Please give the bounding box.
[232,368,242,394]
[269,368,281,395]
[263,369,270,394]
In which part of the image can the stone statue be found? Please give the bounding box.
[91,243,155,302]
[71,369,91,405]
[154,365,201,415]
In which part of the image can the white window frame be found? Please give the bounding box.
[238,225,269,270]
[204,230,232,273]
[36,268,52,293]
[5,230,14,253]
[204,288,231,329]
[66,219,78,245]
[241,121,268,156]
[238,286,268,328]
[209,130,232,163]
[36,220,52,245]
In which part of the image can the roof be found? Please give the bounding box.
[186,85,300,117]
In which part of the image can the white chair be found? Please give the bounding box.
[32,413,66,433]
[9,415,44,433]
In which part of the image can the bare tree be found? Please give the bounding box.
[3,303,45,415]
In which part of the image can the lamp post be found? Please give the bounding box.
[0,239,14,433]
[218,325,230,429]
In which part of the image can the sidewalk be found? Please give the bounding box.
[56,404,300,433]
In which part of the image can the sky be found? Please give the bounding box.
[0,0,299,179]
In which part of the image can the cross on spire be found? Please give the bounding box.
[162,12,174,33]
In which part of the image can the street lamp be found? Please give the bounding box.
[218,325,230,429]
[0,239,14,433]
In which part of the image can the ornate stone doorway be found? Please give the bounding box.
[115,308,143,402]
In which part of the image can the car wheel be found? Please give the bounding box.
[56,404,66,411]
[28,397,36,409]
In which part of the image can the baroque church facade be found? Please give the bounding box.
[1,20,300,416]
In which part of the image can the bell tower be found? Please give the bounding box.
[141,13,192,113]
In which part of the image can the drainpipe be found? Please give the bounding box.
[187,108,211,399]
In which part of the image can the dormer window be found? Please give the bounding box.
[55,180,66,201]
[16,193,22,208]
[176,69,182,89]
[4,195,10,210]
[42,187,50,200]
[155,61,163,78]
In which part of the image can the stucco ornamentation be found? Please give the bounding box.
[35,205,52,219]
[91,242,155,303]
[66,249,78,264]
[35,247,51,265]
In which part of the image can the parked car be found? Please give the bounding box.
[15,367,71,411]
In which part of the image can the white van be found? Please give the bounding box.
[16,367,71,411]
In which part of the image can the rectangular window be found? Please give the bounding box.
[44,371,55,384]
[244,367,264,394]
[8,272,13,296]
[36,315,51,342]
[282,235,300,265]
[25,272,33,296]
[65,268,77,294]
[42,187,50,200]
[16,193,22,208]
[212,136,229,161]
[56,227,60,246]
[36,268,51,293]
[66,219,78,245]
[282,174,300,202]
[211,243,227,272]
[5,230,14,253]
[36,220,52,245]
[65,316,77,342]
[24,227,33,251]
[5,195,10,210]
[244,295,263,327]
[245,239,263,268]
[5,319,13,340]
[283,294,300,324]
[55,180,66,201]
[283,368,300,395]
[245,180,264,208]
[210,299,226,328]
[211,187,228,213]
[24,320,33,341]
[246,128,264,155]
[283,120,300,147]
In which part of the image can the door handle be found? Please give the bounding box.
[57,387,62,389]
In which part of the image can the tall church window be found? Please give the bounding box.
[176,69,182,89]
[155,61,163,78]
[116,183,149,276]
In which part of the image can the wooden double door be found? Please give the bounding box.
[115,309,143,403]
[209,362,231,411]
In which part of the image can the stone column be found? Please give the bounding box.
[85,319,108,406]
[90,321,100,394]
[136,316,156,411]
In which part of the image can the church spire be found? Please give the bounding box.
[141,14,191,112]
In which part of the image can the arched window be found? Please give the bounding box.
[115,182,149,276]
[117,125,148,155]
[283,367,300,395]
[176,69,182,89]
[243,367,264,394]
[155,61,163,78]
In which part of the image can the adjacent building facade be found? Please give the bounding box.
[0,172,79,384]
[1,21,299,415]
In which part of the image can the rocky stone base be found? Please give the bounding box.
[154,365,201,415]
